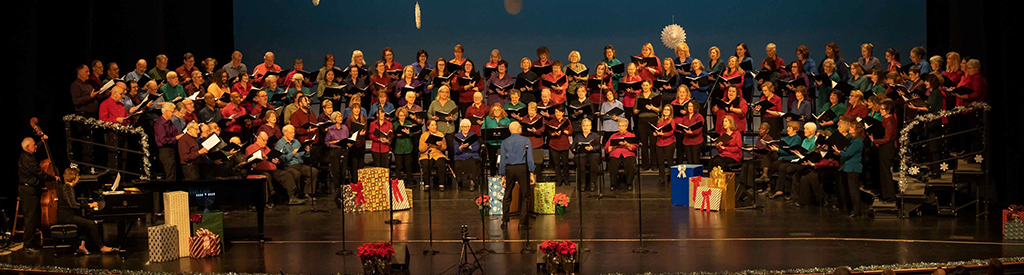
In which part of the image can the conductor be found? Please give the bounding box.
[499,121,536,230]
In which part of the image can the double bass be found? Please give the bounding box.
[30,117,59,229]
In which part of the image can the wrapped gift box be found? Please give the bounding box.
[389,179,412,211]
[357,167,390,212]
[487,176,505,215]
[148,224,180,262]
[671,164,703,206]
[689,176,711,206]
[189,228,222,259]
[533,182,556,214]
[190,211,224,248]
[1006,222,1024,240]
[163,191,191,257]
[341,184,364,213]
[692,186,722,211]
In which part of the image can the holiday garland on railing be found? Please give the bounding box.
[63,114,152,178]
[896,102,989,192]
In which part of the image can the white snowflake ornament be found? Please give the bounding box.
[974,154,984,163]
[908,166,920,176]
[940,162,949,172]
[660,24,686,50]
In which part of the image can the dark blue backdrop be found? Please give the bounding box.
[235,0,924,75]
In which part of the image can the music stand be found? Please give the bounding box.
[479,128,509,255]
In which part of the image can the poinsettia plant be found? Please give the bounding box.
[553,193,569,207]
[539,240,577,256]
[475,195,490,208]
[357,242,395,259]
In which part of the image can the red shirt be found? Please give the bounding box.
[465,103,488,135]
[232,82,253,99]
[675,114,705,146]
[874,115,897,146]
[249,103,273,126]
[384,61,402,76]
[943,70,964,87]
[635,54,661,81]
[720,69,746,99]
[284,70,314,88]
[175,65,200,83]
[453,73,484,103]
[541,72,569,104]
[713,97,748,134]
[604,131,637,158]
[253,63,282,85]
[369,120,393,153]
[522,115,545,148]
[246,144,277,171]
[655,120,676,147]
[717,131,743,162]
[99,97,128,124]
[532,59,552,68]
[845,103,869,119]
[760,94,783,118]
[370,74,392,95]
[178,134,201,164]
[588,74,613,103]
[221,103,247,133]
[620,75,642,108]
[289,108,318,142]
[545,117,572,151]
[956,72,987,106]
[762,56,787,79]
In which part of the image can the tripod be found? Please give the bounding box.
[632,144,655,254]
[457,225,484,275]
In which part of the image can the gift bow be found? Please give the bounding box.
[189,213,203,223]
[690,176,703,200]
[676,166,685,178]
[391,179,406,203]
[701,189,712,211]
[352,181,366,205]
[196,228,214,236]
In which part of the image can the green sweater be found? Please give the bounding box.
[392,120,416,155]
[819,102,847,134]
[482,116,511,146]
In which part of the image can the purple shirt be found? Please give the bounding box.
[325,123,350,148]
[393,79,424,106]
[154,116,182,147]
[485,73,514,106]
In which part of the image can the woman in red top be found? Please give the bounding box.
[677,101,704,164]
[370,61,393,99]
[454,59,483,115]
[346,101,368,179]
[718,56,746,99]
[620,62,642,126]
[537,89,555,121]
[713,85,748,134]
[546,106,573,186]
[885,48,900,72]
[845,90,869,119]
[541,60,569,104]
[369,107,393,168]
[943,52,964,86]
[450,44,466,69]
[382,47,402,81]
[954,59,986,106]
[231,73,253,99]
[636,42,661,81]
[604,118,637,191]
[756,82,784,139]
[710,116,743,169]
[588,62,613,104]
[464,91,487,135]
[654,105,677,185]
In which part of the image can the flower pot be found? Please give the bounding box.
[555,205,566,215]
[560,253,577,274]
[544,253,561,274]
[361,257,391,274]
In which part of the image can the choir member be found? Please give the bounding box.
[849,63,871,92]
[486,60,513,106]
[427,57,450,103]
[620,62,642,125]
[534,46,552,68]
[866,96,884,121]
[346,101,368,180]
[147,55,170,83]
[369,90,395,122]
[207,69,230,106]
[350,50,368,80]
[283,59,313,88]
[276,125,319,199]
[419,119,449,191]
[764,43,787,78]
[910,47,930,74]
[712,85,748,134]
[599,90,624,142]
[393,107,417,185]
[258,109,282,145]
[504,89,526,121]
[344,65,369,104]
[756,82,784,139]
[498,121,536,229]
[317,67,342,105]
[821,43,851,82]
[572,118,602,191]
[451,44,467,68]
[634,80,660,171]
[516,57,539,103]
[223,51,247,79]
[670,88,694,162]
[253,52,282,86]
[247,131,304,206]
[57,168,118,254]
[177,122,205,180]
[175,53,199,84]
[766,121,805,196]
[565,51,588,99]
[688,59,710,104]
[845,90,869,119]
[885,48,901,72]
[485,49,502,79]
[602,45,624,91]
[542,61,569,104]
[719,56,746,98]
[922,74,948,178]
[454,59,483,115]
[221,92,247,138]
[402,91,425,124]
[102,62,119,83]
[394,65,425,106]
[605,118,637,191]
[589,62,614,104]
[707,46,727,76]
[790,86,814,124]
[325,112,351,188]
[286,74,312,102]
[317,54,341,84]
[770,122,818,199]
[160,72,185,102]
[795,141,839,208]
[318,97,334,123]
[522,102,546,179]
[231,73,252,99]
[381,47,402,81]
[859,43,882,73]
[871,100,898,202]
[709,116,743,169]
[465,92,487,135]
[125,59,148,83]
[815,59,841,108]
[283,91,304,124]
[654,105,677,185]
[100,86,134,170]
[569,86,595,133]
[547,106,572,186]
[289,95,318,146]
[482,103,510,175]
[740,122,774,189]
[263,75,286,108]
[428,86,459,158]
[636,42,661,81]
[370,61,394,103]
[834,118,866,216]
[929,56,945,84]
[819,89,847,134]
[735,43,754,101]
[955,59,987,106]
[369,107,393,168]
[865,69,887,96]
[757,56,781,93]
[796,45,818,79]
[674,42,694,75]
[454,119,482,190]
[658,58,680,99]
[944,52,964,86]
[538,89,555,121]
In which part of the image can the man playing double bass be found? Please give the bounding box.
[19,136,60,253]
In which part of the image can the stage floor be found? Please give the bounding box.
[2,174,1022,274]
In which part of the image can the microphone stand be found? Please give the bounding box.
[587,116,616,199]
[335,151,353,256]
[574,143,589,254]
[521,144,535,254]
[423,148,440,255]
[478,143,496,254]
[632,142,654,254]
[384,150,401,226]
[302,144,330,214]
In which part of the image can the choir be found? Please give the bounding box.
[69,43,987,213]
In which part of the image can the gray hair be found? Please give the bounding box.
[21,137,34,150]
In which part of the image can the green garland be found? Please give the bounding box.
[63,114,152,179]
[896,102,990,193]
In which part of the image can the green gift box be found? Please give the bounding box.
[190,211,225,248]
[534,182,556,214]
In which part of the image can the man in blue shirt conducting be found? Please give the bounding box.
[499,121,536,230]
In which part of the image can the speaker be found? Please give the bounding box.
[390,244,410,270]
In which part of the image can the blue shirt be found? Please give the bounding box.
[125,71,146,83]
[599,100,624,132]
[274,137,308,166]
[918,60,931,74]
[839,135,863,173]
[687,71,710,103]
[802,58,818,80]
[368,102,395,121]
[776,134,804,161]
[498,133,535,175]
[343,107,367,121]
[411,62,434,76]
[453,132,481,161]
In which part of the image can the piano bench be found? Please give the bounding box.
[49,224,80,257]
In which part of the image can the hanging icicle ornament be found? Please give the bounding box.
[661,23,686,50]
[312,0,319,6]
[414,2,421,29]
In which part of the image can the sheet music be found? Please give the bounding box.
[201,134,221,150]
[248,150,263,162]
[103,173,125,195]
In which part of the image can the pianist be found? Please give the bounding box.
[59,168,118,254]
